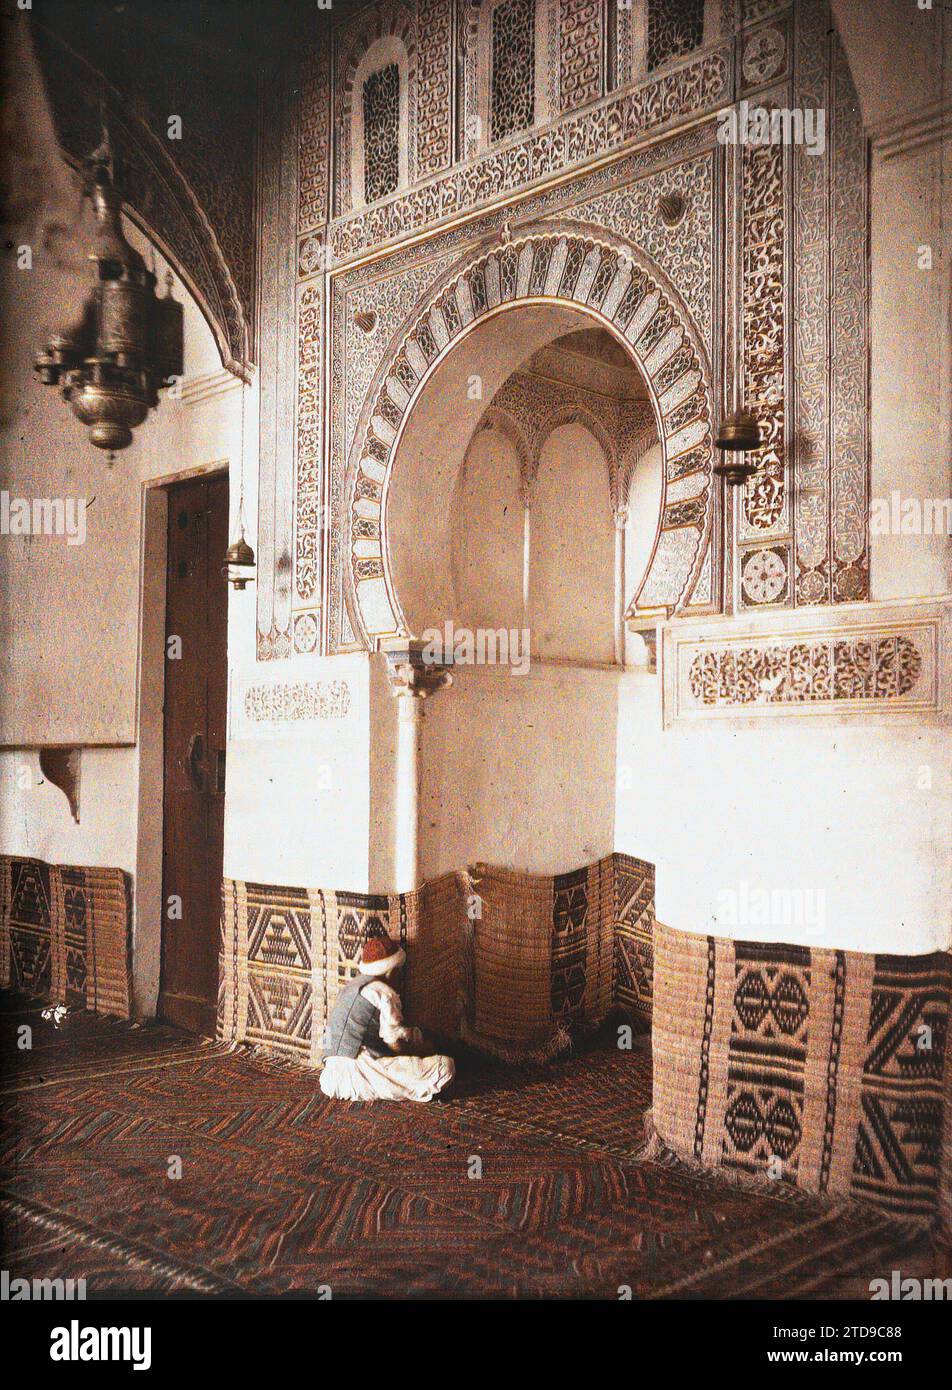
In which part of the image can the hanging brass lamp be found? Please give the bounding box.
[222,533,256,589]
[713,408,762,486]
[33,126,183,460]
[223,384,256,589]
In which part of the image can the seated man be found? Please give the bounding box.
[319,934,455,1103]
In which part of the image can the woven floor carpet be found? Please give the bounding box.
[0,995,937,1299]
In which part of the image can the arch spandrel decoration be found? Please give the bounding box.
[343,224,718,647]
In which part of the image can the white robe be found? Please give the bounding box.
[319,979,455,1103]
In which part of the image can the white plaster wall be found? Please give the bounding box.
[450,425,524,631]
[0,747,139,872]
[0,212,244,1014]
[530,422,614,663]
[830,0,949,141]
[624,440,663,611]
[614,674,952,955]
[0,219,224,747]
[869,137,952,601]
[223,652,377,892]
[416,663,618,878]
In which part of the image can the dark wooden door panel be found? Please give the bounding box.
[159,474,228,1036]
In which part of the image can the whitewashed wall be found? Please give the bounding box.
[0,218,246,1012]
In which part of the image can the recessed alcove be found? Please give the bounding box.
[384,303,663,877]
[387,306,662,667]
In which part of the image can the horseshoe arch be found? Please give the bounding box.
[344,222,718,647]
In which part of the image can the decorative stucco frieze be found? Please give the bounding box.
[256,67,299,663]
[277,0,869,660]
[558,0,604,113]
[319,44,731,265]
[415,0,454,177]
[294,281,324,612]
[299,41,330,235]
[242,680,352,725]
[321,122,718,652]
[662,599,949,724]
[791,1,869,606]
[574,151,715,348]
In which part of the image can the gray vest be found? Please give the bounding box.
[324,975,385,1059]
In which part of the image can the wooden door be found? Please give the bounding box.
[158,474,229,1035]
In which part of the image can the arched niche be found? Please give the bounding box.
[345,226,718,648]
[386,302,587,639]
[349,36,413,211]
[337,1,417,214]
[530,419,615,663]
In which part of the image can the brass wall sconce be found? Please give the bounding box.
[713,408,762,486]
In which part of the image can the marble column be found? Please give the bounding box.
[382,640,452,893]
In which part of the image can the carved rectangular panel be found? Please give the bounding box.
[416,0,453,177]
[662,599,947,723]
[559,0,603,113]
[791,0,869,605]
[256,69,298,662]
[298,42,329,234]
[324,45,731,264]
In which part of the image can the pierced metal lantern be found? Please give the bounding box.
[33,129,183,460]
[222,533,256,590]
[713,408,762,486]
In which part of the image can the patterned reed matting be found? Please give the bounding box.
[0,855,131,1018]
[652,924,952,1226]
[219,853,656,1068]
[0,995,936,1299]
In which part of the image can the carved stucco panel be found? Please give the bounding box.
[340,227,717,647]
[573,152,715,347]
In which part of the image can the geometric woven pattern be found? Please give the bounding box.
[612,854,655,1027]
[653,923,952,1225]
[222,856,656,1066]
[0,855,130,1018]
[220,880,398,1066]
[0,995,937,1298]
[722,943,811,1182]
[852,956,951,1220]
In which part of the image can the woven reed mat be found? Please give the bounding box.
[0,855,131,1019]
[464,863,562,1059]
[222,856,644,1064]
[400,870,466,1040]
[652,920,952,1226]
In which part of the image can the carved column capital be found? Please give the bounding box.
[381,638,454,703]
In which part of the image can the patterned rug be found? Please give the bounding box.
[0,995,936,1299]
